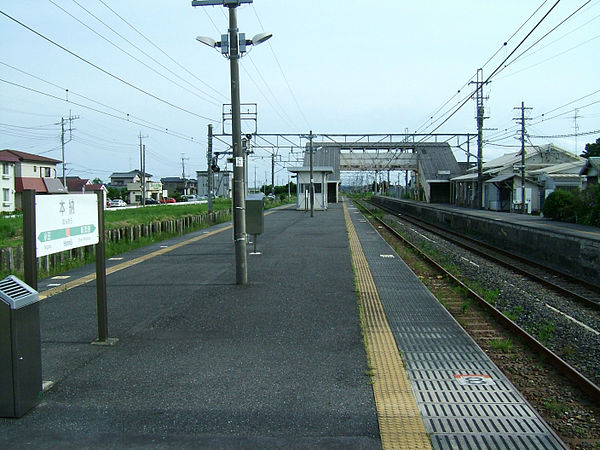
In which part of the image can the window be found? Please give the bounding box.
[43,167,51,177]
[300,183,322,194]
[33,166,37,172]
[2,163,8,175]
[3,188,9,202]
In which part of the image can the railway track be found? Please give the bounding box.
[354,198,600,405]
[370,198,600,311]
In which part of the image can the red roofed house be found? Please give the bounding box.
[0,149,66,212]
[65,176,108,205]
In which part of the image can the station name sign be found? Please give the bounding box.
[35,194,99,257]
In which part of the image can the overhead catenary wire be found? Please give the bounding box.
[417,0,564,141]
[0,9,219,123]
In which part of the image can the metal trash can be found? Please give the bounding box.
[0,275,42,418]
[245,193,265,236]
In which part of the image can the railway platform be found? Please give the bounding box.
[0,199,565,448]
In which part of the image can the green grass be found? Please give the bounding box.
[489,338,514,353]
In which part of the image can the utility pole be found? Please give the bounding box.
[309,131,314,217]
[181,153,190,195]
[57,112,79,187]
[470,69,487,209]
[271,153,275,196]
[514,102,532,214]
[139,133,148,206]
[207,124,213,213]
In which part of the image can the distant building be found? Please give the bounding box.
[160,177,197,197]
[580,157,600,187]
[196,170,232,198]
[65,176,108,205]
[0,149,66,211]
[452,144,584,213]
[109,170,163,204]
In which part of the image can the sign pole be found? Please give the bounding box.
[95,191,108,342]
[92,191,117,346]
[23,189,37,290]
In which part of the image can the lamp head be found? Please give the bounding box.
[196,36,217,48]
[251,32,272,46]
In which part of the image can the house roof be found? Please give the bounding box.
[580,157,600,176]
[481,144,583,173]
[0,149,61,164]
[66,177,91,192]
[288,166,334,174]
[15,177,48,193]
[110,169,153,178]
[529,160,586,175]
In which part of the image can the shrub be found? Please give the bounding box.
[542,189,583,223]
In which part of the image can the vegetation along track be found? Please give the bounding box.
[353,198,600,448]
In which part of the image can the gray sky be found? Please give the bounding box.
[1,0,599,187]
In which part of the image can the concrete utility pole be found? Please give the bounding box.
[470,69,487,209]
[271,153,275,196]
[139,133,147,206]
[309,130,314,217]
[57,112,79,187]
[207,124,213,213]
[514,101,532,214]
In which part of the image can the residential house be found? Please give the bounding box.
[160,177,197,197]
[452,144,584,213]
[0,149,66,211]
[580,157,600,187]
[109,170,163,204]
[65,176,108,205]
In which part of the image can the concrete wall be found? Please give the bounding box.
[372,195,600,287]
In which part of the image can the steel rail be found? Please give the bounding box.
[370,198,600,311]
[354,198,600,405]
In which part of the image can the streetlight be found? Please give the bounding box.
[193,0,271,285]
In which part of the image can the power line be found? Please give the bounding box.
[0,76,206,145]
[418,0,563,139]
[0,9,219,123]
[251,5,310,130]
[59,0,223,106]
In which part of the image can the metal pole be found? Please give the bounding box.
[95,190,108,342]
[228,5,247,285]
[207,124,213,213]
[520,101,526,214]
[61,118,66,187]
[23,190,37,290]
[309,130,314,217]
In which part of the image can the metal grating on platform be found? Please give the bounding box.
[347,200,566,449]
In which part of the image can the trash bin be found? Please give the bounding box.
[0,275,42,418]
[246,193,265,236]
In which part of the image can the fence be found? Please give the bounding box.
[0,210,230,276]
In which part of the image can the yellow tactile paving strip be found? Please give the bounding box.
[344,200,432,450]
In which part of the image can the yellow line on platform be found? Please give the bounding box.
[344,200,431,450]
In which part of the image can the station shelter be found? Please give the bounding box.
[288,166,334,211]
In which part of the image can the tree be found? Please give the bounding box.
[92,177,103,184]
[581,138,600,158]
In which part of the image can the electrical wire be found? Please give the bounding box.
[48,0,221,107]
[99,0,227,102]
[0,9,218,123]
[0,77,206,146]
